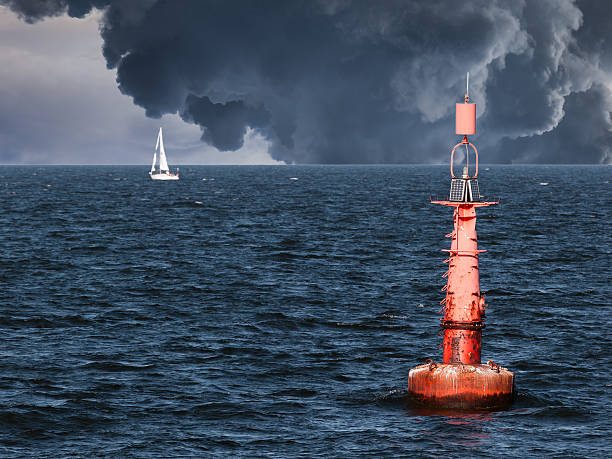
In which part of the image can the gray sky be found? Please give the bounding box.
[0,6,281,164]
[1,1,611,165]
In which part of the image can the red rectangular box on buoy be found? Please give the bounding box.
[456,103,476,135]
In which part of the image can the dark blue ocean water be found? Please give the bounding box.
[0,165,610,457]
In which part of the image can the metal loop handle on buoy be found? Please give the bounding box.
[450,136,478,178]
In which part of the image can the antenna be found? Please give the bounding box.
[466,72,469,98]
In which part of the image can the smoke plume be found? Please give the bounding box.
[3,0,611,164]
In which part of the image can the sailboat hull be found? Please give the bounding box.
[150,173,179,181]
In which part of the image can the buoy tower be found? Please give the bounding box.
[408,75,514,410]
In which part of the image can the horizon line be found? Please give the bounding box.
[0,163,608,167]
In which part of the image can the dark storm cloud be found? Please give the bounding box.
[3,0,612,164]
[181,95,271,151]
[2,0,109,21]
[497,84,612,164]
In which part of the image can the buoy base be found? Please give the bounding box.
[408,363,514,410]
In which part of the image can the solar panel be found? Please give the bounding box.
[449,179,464,201]
[468,179,481,201]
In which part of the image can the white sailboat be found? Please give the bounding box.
[149,127,179,181]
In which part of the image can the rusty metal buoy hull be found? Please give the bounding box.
[408,363,514,410]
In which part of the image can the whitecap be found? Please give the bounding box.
[289,177,299,181]
[381,313,410,319]
[539,182,549,186]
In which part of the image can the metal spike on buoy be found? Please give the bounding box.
[408,74,514,410]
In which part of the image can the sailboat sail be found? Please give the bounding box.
[158,128,169,172]
[149,127,179,180]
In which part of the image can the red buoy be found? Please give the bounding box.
[408,76,514,410]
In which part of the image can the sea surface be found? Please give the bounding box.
[0,165,610,457]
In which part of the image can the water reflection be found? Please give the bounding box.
[410,410,497,448]
[404,399,505,448]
